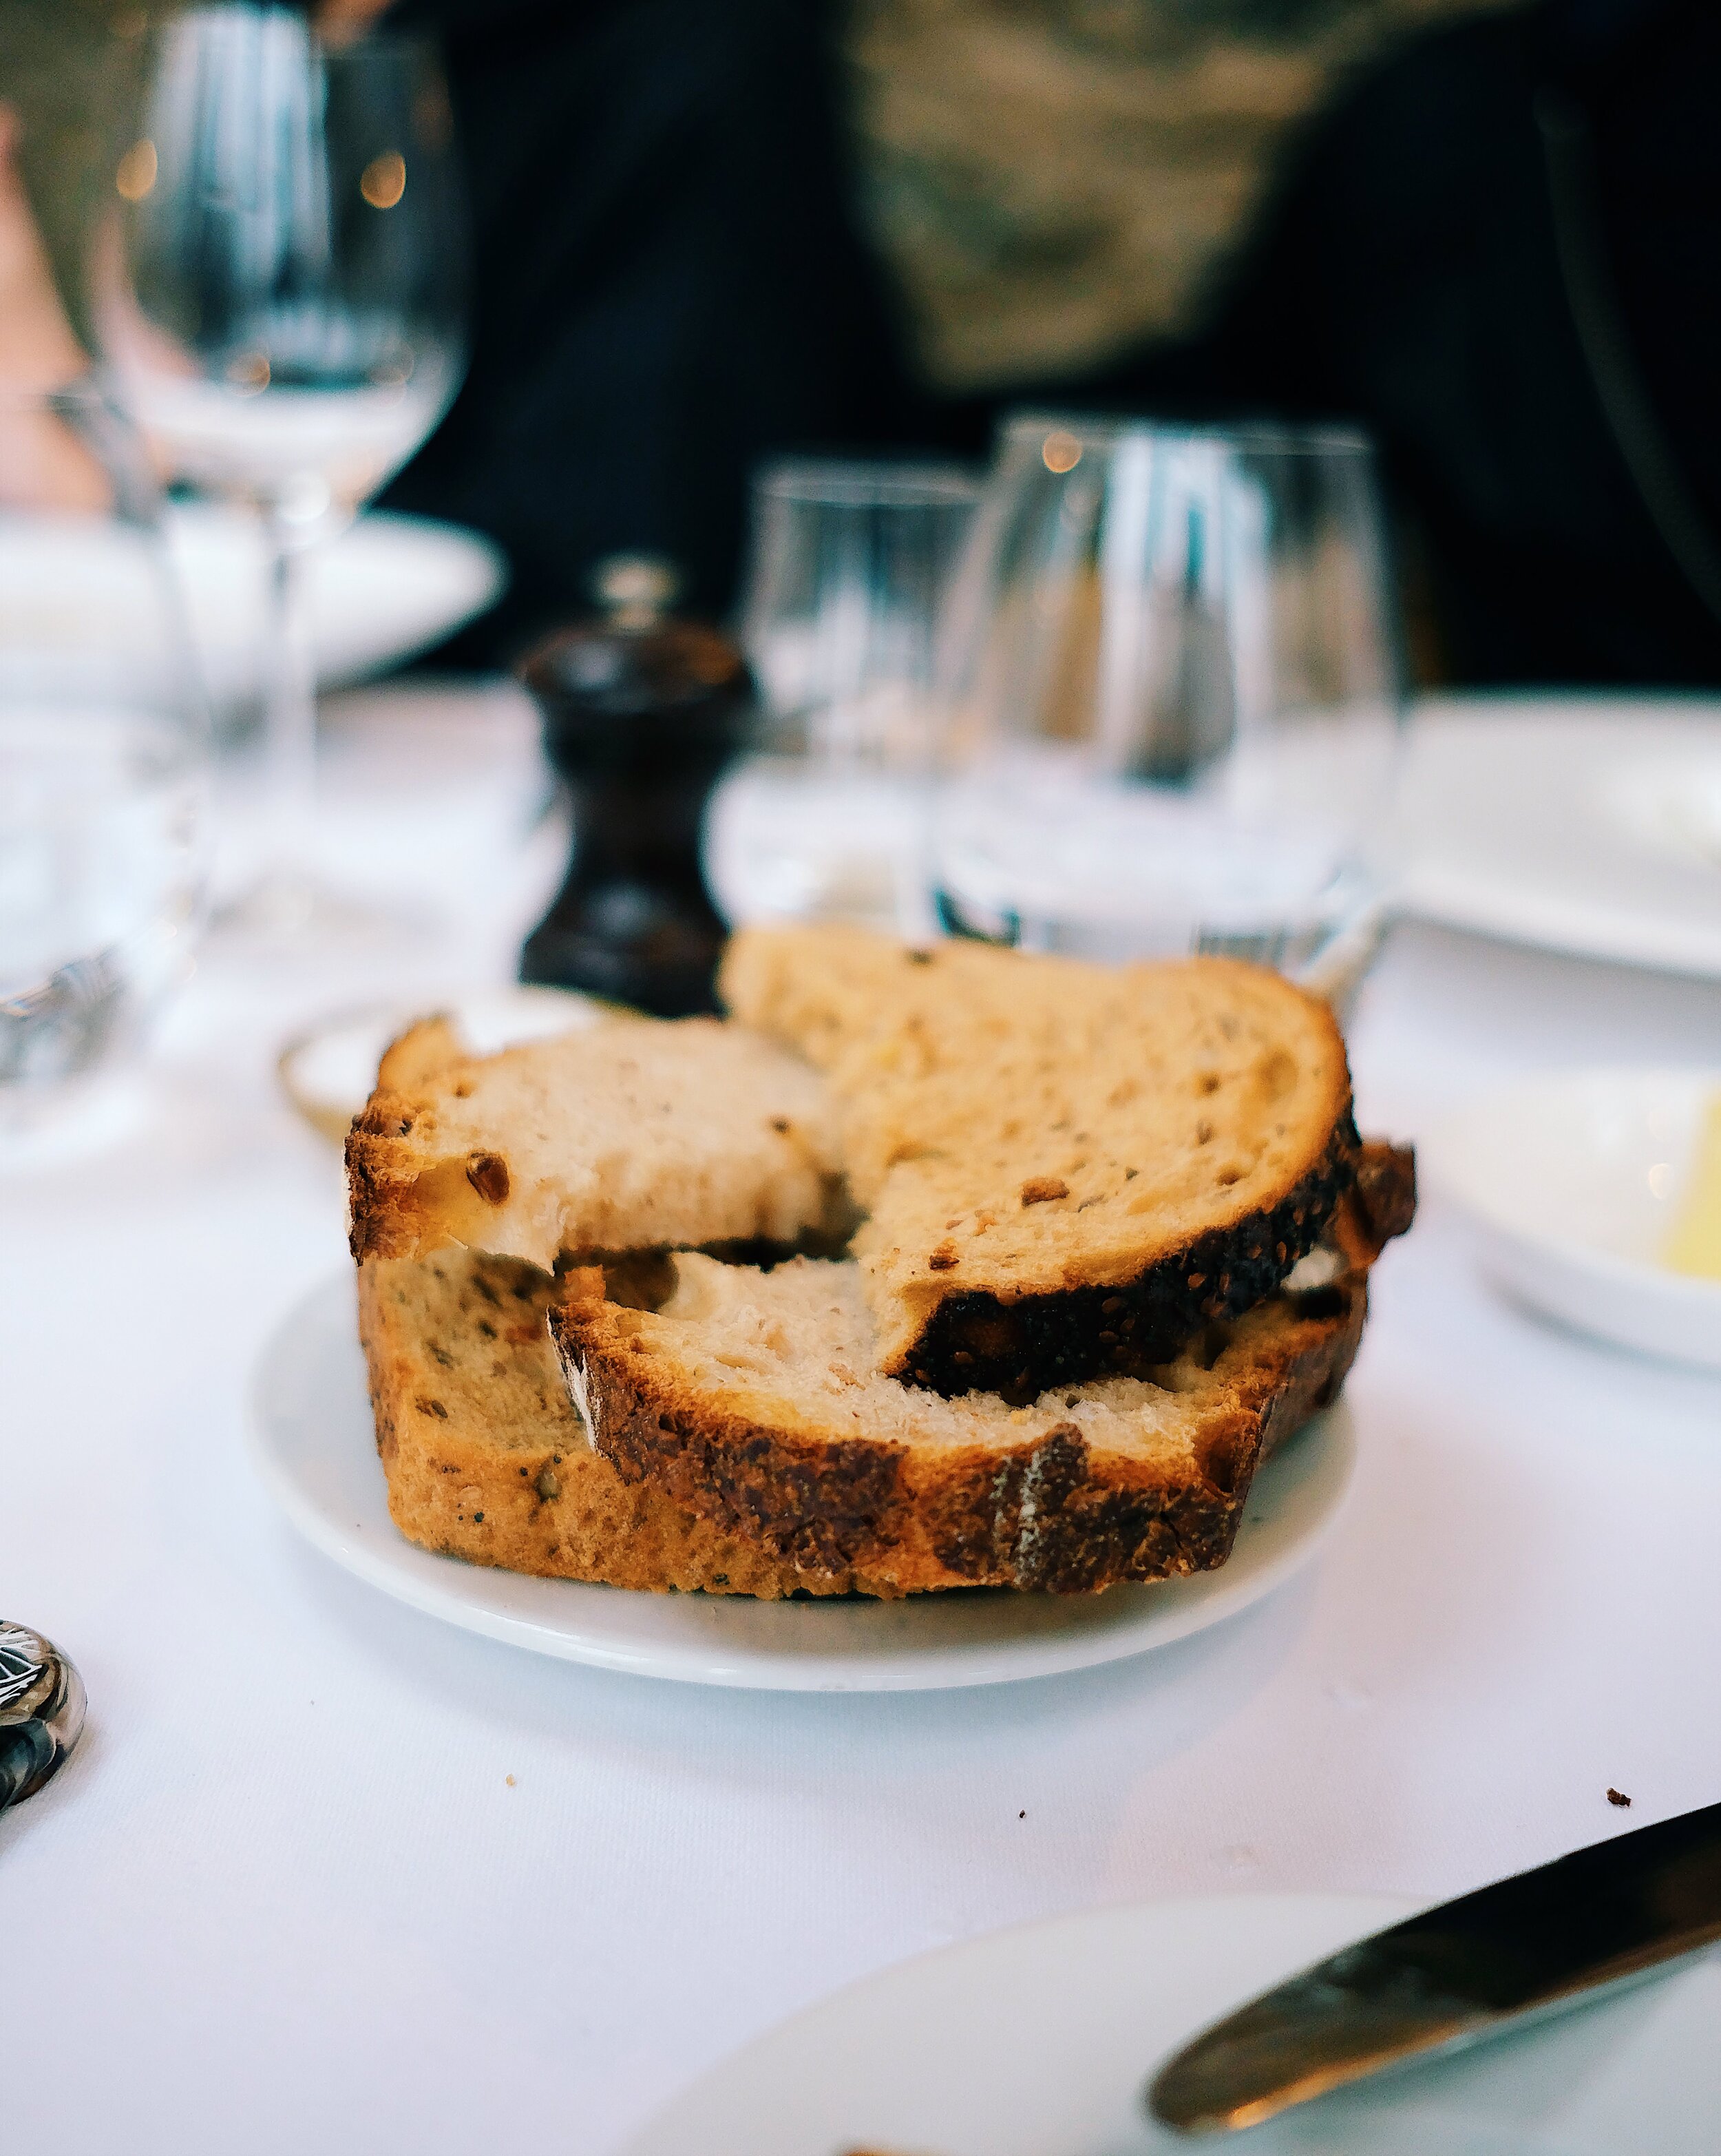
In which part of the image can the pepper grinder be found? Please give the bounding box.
[517,557,755,1017]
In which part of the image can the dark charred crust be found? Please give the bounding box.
[346,1110,403,1262]
[936,1423,1246,1593]
[1352,1140,1417,1251]
[901,1115,1361,1398]
[547,1278,1364,1594]
[1249,1278,1366,1469]
[561,1328,908,1577]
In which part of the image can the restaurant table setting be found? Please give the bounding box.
[6,22,1721,2129]
[5,661,1721,2152]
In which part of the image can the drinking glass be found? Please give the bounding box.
[932,415,1402,996]
[707,459,979,936]
[0,385,208,1160]
[93,3,466,939]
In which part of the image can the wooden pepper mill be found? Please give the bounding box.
[517,556,755,1017]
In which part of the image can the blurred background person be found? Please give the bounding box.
[5,0,1720,685]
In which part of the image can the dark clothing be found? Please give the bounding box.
[387,0,1721,689]
[1174,0,1721,684]
[386,0,920,663]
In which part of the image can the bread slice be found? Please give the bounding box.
[357,1244,872,1597]
[348,1014,845,1268]
[548,1160,1412,1595]
[719,925,1360,1396]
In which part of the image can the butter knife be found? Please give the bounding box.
[1149,1802,1721,2136]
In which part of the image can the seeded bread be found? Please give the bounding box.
[720,925,1360,1395]
[357,1245,870,1596]
[548,1160,1412,1595]
[348,1014,846,1268]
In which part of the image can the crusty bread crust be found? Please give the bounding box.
[547,1165,1409,1595]
[357,1247,872,1598]
[720,925,1360,1394]
[347,1015,845,1269]
[896,1113,1360,1399]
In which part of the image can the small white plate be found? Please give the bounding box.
[277,985,607,1144]
[1421,1069,1721,1372]
[1398,699,1721,979]
[247,1273,1356,1692]
[622,1890,1721,2155]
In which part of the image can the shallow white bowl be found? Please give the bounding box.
[1421,1069,1721,1372]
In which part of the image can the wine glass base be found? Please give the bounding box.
[211,869,431,953]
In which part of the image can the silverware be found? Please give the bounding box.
[1148,1802,1721,2135]
[0,1622,85,1814]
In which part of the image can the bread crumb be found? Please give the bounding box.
[505,1774,516,1787]
[928,1242,959,1270]
[1020,1176,1068,1205]
[1607,1787,1632,1808]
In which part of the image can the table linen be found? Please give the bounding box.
[4,683,1719,2155]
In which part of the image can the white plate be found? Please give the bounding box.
[1421,1069,1721,1371]
[1398,698,1721,978]
[276,985,608,1143]
[165,504,505,709]
[247,1273,1356,1692]
[0,503,503,716]
[624,1890,1721,2155]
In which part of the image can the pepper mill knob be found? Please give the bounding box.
[516,555,756,1018]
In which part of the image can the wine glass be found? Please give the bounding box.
[93,3,467,939]
[706,459,978,936]
[0,384,208,1162]
[931,414,1402,1001]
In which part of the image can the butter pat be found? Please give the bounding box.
[1665,1094,1721,1280]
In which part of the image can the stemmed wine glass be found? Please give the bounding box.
[932,414,1402,1001]
[93,2,467,939]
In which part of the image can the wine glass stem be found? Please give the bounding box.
[261,505,319,874]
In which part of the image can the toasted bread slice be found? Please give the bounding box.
[548,1162,1411,1595]
[720,925,1359,1394]
[348,1014,845,1268]
[357,1246,872,1596]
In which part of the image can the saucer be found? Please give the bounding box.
[1421,1069,1721,1372]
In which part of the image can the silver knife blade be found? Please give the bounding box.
[1148,1802,1721,2136]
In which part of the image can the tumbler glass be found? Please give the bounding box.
[0,385,208,1158]
[706,459,978,936]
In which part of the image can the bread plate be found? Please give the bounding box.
[1420,1069,1721,1372]
[621,1890,1721,2155]
[277,985,605,1145]
[247,1272,1356,1692]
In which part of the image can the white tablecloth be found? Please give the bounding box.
[4,684,1720,2155]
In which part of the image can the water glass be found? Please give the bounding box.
[707,459,978,935]
[931,415,1402,994]
[0,387,207,1156]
